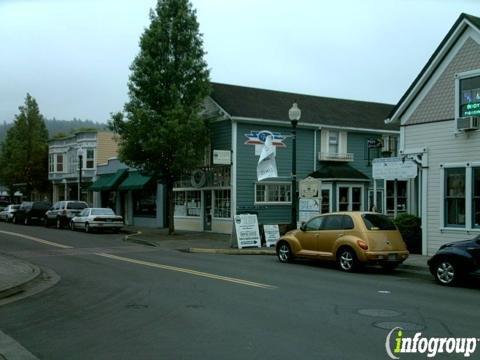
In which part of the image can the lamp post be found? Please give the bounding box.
[289,102,301,229]
[77,148,84,201]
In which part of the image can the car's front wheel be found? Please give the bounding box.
[277,241,293,263]
[337,247,358,272]
[434,260,459,286]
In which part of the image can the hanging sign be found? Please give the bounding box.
[372,157,418,180]
[264,225,280,247]
[257,135,278,181]
[233,214,261,249]
[299,177,321,199]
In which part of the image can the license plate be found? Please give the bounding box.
[388,254,397,261]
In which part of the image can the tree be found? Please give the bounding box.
[0,94,49,199]
[110,0,211,234]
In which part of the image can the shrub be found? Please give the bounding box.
[394,213,422,254]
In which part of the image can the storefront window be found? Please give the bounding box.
[186,191,201,217]
[474,168,480,228]
[338,187,349,211]
[338,186,363,212]
[255,183,291,203]
[174,191,186,216]
[214,190,231,218]
[386,181,407,215]
[445,168,465,227]
[133,187,156,217]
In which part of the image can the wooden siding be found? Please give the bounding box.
[96,132,119,166]
[211,120,231,151]
[405,121,480,254]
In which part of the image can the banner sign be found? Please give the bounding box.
[257,135,278,181]
[372,157,418,180]
[233,214,261,249]
[244,130,287,147]
[263,225,280,247]
[299,198,321,224]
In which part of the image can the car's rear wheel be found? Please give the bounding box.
[277,241,293,263]
[434,260,458,286]
[337,247,358,272]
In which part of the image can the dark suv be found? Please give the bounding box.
[13,201,51,225]
[44,201,88,229]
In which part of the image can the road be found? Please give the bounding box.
[0,222,479,359]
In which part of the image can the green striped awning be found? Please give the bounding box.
[118,171,152,191]
[90,169,128,191]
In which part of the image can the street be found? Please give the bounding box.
[0,222,479,360]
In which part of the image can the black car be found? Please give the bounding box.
[428,236,480,286]
[13,201,51,225]
[44,200,88,229]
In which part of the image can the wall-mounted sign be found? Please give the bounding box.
[233,214,261,249]
[367,138,382,148]
[263,225,280,247]
[213,150,231,165]
[245,130,287,147]
[299,198,321,224]
[372,157,418,180]
[299,177,321,199]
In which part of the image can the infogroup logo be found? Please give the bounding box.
[385,327,479,359]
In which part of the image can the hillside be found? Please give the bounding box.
[0,118,108,142]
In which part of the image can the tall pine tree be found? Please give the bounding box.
[111,0,211,234]
[0,94,49,199]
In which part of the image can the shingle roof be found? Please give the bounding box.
[210,83,398,131]
[387,13,480,122]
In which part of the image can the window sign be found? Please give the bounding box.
[460,75,480,117]
[233,214,261,249]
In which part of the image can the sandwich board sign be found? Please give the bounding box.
[233,214,261,249]
[263,225,280,247]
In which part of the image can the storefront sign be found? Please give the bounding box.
[233,214,261,249]
[299,198,321,223]
[299,177,321,198]
[368,138,382,148]
[372,157,418,180]
[257,135,278,181]
[244,130,287,147]
[213,150,231,165]
[263,225,280,247]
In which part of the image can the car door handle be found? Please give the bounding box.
[337,233,344,237]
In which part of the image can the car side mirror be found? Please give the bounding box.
[300,222,307,231]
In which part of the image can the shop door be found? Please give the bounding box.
[203,190,212,231]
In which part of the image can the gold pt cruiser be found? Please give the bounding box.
[276,212,409,272]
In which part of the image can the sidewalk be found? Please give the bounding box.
[0,253,41,301]
[123,226,430,272]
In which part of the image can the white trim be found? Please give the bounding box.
[421,167,428,255]
[231,120,237,218]
[232,116,399,134]
[454,68,480,132]
[313,129,317,171]
[254,182,292,205]
[466,166,473,229]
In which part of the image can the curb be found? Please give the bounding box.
[186,248,276,255]
[0,260,42,301]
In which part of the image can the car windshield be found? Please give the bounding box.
[91,208,115,216]
[362,213,397,230]
[11,205,19,210]
[67,202,87,210]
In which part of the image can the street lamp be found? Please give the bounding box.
[289,102,301,229]
[77,148,84,201]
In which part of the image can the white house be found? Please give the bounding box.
[386,13,480,255]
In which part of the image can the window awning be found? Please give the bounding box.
[308,162,370,181]
[90,169,128,191]
[118,171,152,191]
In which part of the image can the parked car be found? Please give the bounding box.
[0,204,20,222]
[44,201,88,229]
[276,212,409,272]
[428,237,480,286]
[70,208,124,233]
[13,201,51,225]
[0,201,9,212]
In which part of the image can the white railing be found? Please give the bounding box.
[318,152,354,162]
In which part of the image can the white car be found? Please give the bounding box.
[70,208,124,233]
[0,204,20,222]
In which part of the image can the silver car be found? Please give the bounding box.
[0,204,20,222]
[70,208,124,233]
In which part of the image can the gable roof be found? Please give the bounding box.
[210,83,398,131]
[386,13,480,124]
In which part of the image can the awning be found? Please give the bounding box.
[90,169,128,191]
[118,171,152,191]
[308,162,370,181]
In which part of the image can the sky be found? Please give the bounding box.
[0,0,479,123]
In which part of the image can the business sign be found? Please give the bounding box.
[299,198,321,223]
[368,138,382,148]
[263,225,280,247]
[299,177,321,199]
[213,150,231,165]
[233,214,261,249]
[372,157,418,180]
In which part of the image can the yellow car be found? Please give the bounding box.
[276,212,409,272]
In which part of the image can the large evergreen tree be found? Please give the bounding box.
[111,0,211,234]
[0,94,49,199]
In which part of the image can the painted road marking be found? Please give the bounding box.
[0,230,276,290]
[96,252,276,290]
[0,230,73,249]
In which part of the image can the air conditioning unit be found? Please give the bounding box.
[457,116,480,132]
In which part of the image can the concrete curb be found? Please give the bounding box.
[0,259,41,300]
[186,248,276,255]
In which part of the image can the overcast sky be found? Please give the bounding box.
[0,0,478,123]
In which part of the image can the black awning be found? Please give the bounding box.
[308,162,370,181]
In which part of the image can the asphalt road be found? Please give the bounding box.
[0,222,479,360]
